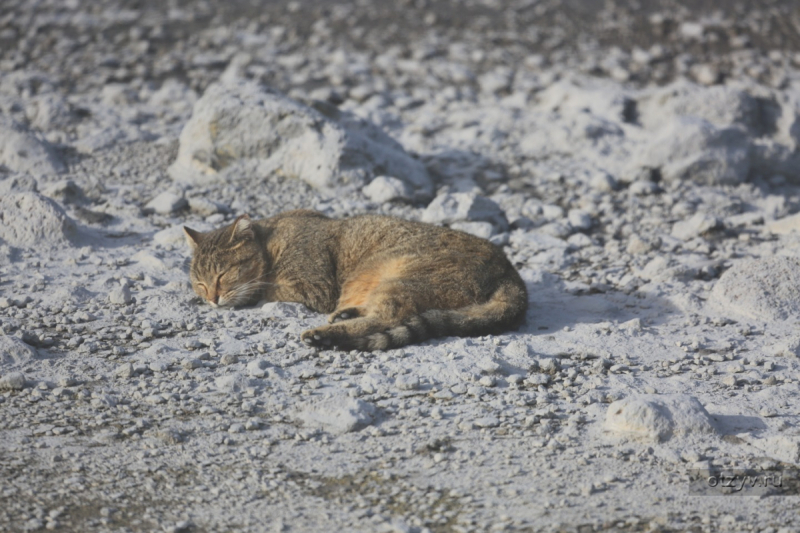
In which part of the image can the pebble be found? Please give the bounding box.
[145,191,187,215]
[0,372,26,390]
[395,375,420,391]
[108,284,132,305]
[247,360,267,377]
[114,363,134,379]
[181,358,202,370]
[474,416,501,428]
[220,353,239,365]
[149,362,168,373]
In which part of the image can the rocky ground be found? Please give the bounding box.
[2,0,800,531]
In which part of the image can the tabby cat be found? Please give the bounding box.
[184,210,528,351]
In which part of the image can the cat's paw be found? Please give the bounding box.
[301,328,334,348]
[328,307,363,323]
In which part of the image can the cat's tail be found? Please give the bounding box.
[355,278,528,351]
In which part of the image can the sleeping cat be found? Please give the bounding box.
[184,210,527,351]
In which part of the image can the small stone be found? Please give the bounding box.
[721,375,737,387]
[671,213,721,241]
[395,375,420,391]
[362,176,412,203]
[221,353,239,365]
[478,375,496,387]
[144,191,187,215]
[247,360,267,377]
[228,423,245,433]
[108,284,132,305]
[188,197,226,216]
[145,394,166,405]
[590,172,617,192]
[474,416,500,428]
[477,359,502,374]
[181,358,202,370]
[149,362,168,373]
[114,363,134,379]
[568,209,593,231]
[0,372,26,390]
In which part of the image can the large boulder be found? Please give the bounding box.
[168,81,433,199]
[708,256,800,321]
[638,117,751,185]
[0,192,78,248]
[0,116,65,176]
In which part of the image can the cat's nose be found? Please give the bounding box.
[212,293,219,304]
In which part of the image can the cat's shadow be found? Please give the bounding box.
[518,269,679,334]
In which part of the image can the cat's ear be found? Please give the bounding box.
[183,226,204,251]
[231,214,254,241]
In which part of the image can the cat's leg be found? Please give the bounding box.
[327,306,366,323]
[302,317,391,350]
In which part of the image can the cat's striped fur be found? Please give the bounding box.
[184,210,527,351]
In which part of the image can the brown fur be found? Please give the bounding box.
[184,210,528,351]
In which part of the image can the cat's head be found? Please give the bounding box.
[184,215,268,308]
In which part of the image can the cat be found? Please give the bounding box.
[184,210,528,351]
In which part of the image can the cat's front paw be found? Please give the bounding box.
[301,328,334,348]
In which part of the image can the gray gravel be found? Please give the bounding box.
[3,0,800,532]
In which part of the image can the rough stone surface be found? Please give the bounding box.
[296,396,377,434]
[604,394,718,442]
[0,336,38,367]
[639,117,751,185]
[0,192,78,248]
[709,256,800,321]
[421,192,508,231]
[168,81,433,199]
[0,117,65,176]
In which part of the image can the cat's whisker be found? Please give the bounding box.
[221,279,270,307]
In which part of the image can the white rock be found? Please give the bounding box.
[108,284,132,305]
[145,192,187,215]
[639,117,751,185]
[765,212,800,235]
[567,209,593,231]
[296,395,376,434]
[671,213,721,240]
[421,192,508,231]
[247,360,268,378]
[604,394,717,442]
[0,371,26,391]
[590,172,617,192]
[188,197,227,216]
[0,117,65,176]
[708,256,800,321]
[474,416,500,428]
[362,176,412,203]
[0,336,38,367]
[0,193,78,248]
[449,221,494,239]
[395,375,420,391]
[168,80,432,199]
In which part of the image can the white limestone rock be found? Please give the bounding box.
[421,192,508,232]
[0,336,38,367]
[168,80,433,199]
[604,394,717,442]
[0,192,78,248]
[295,395,376,434]
[0,117,65,177]
[708,256,800,321]
[362,176,413,203]
[639,117,751,185]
